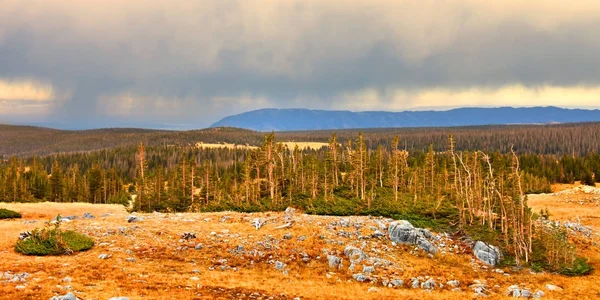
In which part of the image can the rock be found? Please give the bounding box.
[367,287,379,293]
[327,255,341,268]
[372,230,385,238]
[391,279,403,287]
[298,235,307,241]
[126,258,136,263]
[50,293,78,300]
[98,254,111,259]
[388,221,437,254]
[521,289,531,298]
[344,245,367,262]
[251,218,265,230]
[108,297,130,300]
[194,243,204,250]
[533,290,545,299]
[421,278,437,290]
[126,215,142,223]
[19,231,32,240]
[82,212,95,219]
[283,233,293,240]
[275,261,285,271]
[352,273,368,282]
[15,285,26,290]
[181,232,196,240]
[285,207,296,214]
[62,277,71,283]
[473,241,502,266]
[362,265,375,274]
[447,280,460,288]
[411,278,420,289]
[545,284,563,291]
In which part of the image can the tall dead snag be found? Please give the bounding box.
[190,158,196,211]
[135,142,147,211]
[262,132,276,201]
[510,146,533,264]
[355,133,367,200]
[391,136,400,202]
[328,134,339,188]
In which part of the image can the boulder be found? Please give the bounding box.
[126,215,142,223]
[352,273,368,282]
[50,293,78,300]
[388,221,437,254]
[82,212,95,219]
[473,241,502,266]
[344,245,367,262]
[327,255,341,268]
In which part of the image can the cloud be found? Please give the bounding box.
[335,85,600,111]
[1,1,600,127]
[0,79,55,101]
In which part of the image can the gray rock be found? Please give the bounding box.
[50,293,78,300]
[447,280,460,288]
[411,278,420,289]
[533,290,545,299]
[82,212,95,219]
[275,261,285,271]
[327,255,341,268]
[352,273,368,282]
[362,265,375,274]
[473,241,502,266]
[421,278,437,290]
[194,243,204,250]
[98,254,111,259]
[298,235,307,241]
[126,215,142,223]
[344,245,367,262]
[521,289,531,298]
[391,279,403,287]
[545,284,562,291]
[388,221,437,254]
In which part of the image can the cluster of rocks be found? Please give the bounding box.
[388,220,437,254]
[506,285,545,299]
[50,293,129,300]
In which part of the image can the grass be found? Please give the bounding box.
[0,208,22,219]
[0,188,598,299]
[15,222,94,256]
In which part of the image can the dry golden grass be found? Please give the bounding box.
[0,196,598,299]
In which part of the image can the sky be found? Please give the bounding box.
[1,1,600,129]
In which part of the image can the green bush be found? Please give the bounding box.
[559,257,593,276]
[0,208,22,219]
[15,219,94,255]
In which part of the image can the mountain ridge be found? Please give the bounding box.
[210,106,600,131]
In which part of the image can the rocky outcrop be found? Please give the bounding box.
[473,241,502,266]
[388,221,437,254]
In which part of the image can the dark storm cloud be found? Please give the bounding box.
[1,1,599,128]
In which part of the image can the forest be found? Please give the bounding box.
[1,129,599,272]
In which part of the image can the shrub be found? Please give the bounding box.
[559,257,593,276]
[15,217,94,256]
[0,208,22,219]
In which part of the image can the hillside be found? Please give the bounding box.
[210,107,600,131]
[3,122,600,157]
[1,195,596,299]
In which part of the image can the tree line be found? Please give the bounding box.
[1,132,599,268]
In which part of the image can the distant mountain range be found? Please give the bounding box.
[210,107,600,131]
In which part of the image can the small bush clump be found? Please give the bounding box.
[15,216,94,256]
[0,208,22,219]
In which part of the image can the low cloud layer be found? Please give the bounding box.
[1,1,600,128]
